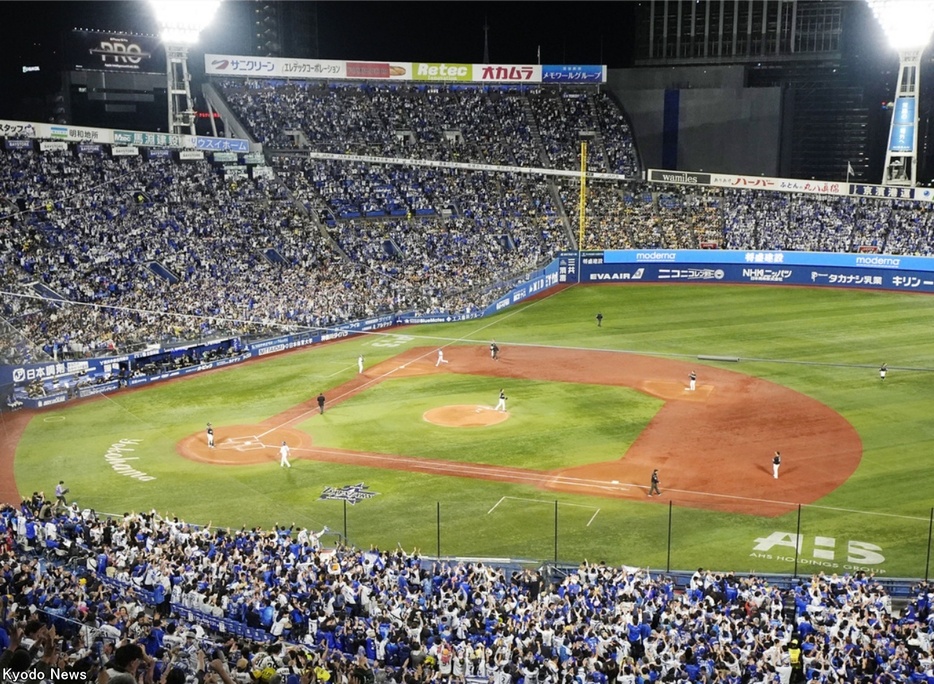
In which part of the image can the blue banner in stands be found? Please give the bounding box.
[541,65,605,83]
[601,249,934,271]
[193,136,249,153]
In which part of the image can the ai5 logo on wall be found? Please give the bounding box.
[752,532,885,572]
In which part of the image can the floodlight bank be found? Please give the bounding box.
[867,0,934,50]
[150,0,222,45]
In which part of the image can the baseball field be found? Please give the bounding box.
[5,283,934,577]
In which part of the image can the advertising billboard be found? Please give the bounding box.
[206,55,410,80]
[473,64,541,82]
[205,53,605,84]
[412,62,472,82]
[68,30,165,73]
[889,98,916,153]
[115,130,184,148]
[566,250,934,293]
[541,65,606,83]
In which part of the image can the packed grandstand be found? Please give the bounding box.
[2,497,933,684]
[5,80,934,373]
[5,73,934,684]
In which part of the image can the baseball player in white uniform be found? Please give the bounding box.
[206,423,214,448]
[358,355,365,373]
[495,389,507,412]
[689,370,697,391]
[279,440,292,468]
[436,349,449,367]
[772,451,781,479]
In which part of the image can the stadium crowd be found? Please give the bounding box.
[0,141,568,365]
[7,140,934,372]
[569,184,934,253]
[212,80,640,175]
[10,52,934,684]
[2,494,934,684]
[7,77,934,372]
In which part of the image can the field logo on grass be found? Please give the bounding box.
[103,439,155,482]
[369,334,414,349]
[751,531,885,572]
[319,482,378,505]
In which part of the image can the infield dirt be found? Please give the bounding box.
[172,345,861,518]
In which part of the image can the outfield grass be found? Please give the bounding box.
[14,284,934,576]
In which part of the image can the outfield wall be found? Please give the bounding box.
[560,249,934,292]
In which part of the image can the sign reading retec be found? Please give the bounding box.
[413,62,472,81]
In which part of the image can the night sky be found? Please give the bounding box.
[0,1,906,126]
[0,1,642,122]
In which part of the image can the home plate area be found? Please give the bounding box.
[219,435,267,451]
[178,425,313,465]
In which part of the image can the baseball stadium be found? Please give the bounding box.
[4,1,934,682]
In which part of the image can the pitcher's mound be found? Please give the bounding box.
[424,405,510,427]
[640,380,713,401]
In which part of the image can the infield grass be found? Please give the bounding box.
[13,284,934,576]
[307,375,662,470]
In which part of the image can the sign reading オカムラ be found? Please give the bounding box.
[319,483,379,505]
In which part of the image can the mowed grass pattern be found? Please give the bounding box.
[13,284,934,575]
[307,375,662,470]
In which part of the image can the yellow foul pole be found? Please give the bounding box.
[578,139,588,251]
[575,139,589,282]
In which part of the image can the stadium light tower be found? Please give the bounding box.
[868,0,934,186]
[150,0,221,136]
